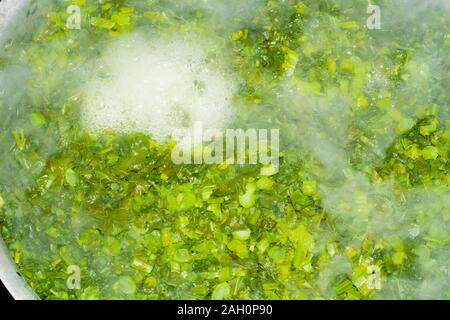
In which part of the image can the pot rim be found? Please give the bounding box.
[0,0,39,301]
[0,238,40,300]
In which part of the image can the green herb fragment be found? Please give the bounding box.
[239,183,257,208]
[340,21,358,29]
[12,128,26,150]
[65,169,79,187]
[227,239,249,259]
[30,113,47,127]
[144,276,157,288]
[260,164,278,176]
[90,17,115,29]
[301,180,317,196]
[256,176,274,190]
[238,191,256,208]
[113,277,136,295]
[211,283,231,300]
[174,249,191,263]
[46,227,58,238]
[397,118,416,134]
[422,146,439,160]
[102,3,113,11]
[357,95,369,109]
[232,229,251,241]
[420,121,438,136]
[143,11,167,23]
[132,257,153,273]
[103,237,121,256]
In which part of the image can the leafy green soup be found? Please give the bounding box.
[0,0,449,299]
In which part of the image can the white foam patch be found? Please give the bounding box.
[82,32,237,143]
[0,0,29,45]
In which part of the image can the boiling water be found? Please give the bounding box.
[0,0,449,300]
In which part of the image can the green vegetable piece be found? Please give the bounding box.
[144,276,157,288]
[202,186,214,201]
[218,267,233,282]
[0,194,5,209]
[239,191,256,208]
[112,12,131,27]
[260,163,278,176]
[174,249,191,263]
[101,3,113,11]
[420,123,438,136]
[422,146,439,160]
[257,176,274,190]
[282,48,299,76]
[79,229,100,246]
[113,277,136,295]
[143,11,167,23]
[245,182,257,193]
[91,17,115,29]
[357,95,369,109]
[59,246,72,265]
[393,252,406,265]
[340,58,354,73]
[12,128,26,150]
[46,227,58,238]
[227,239,249,259]
[257,239,270,254]
[132,257,153,273]
[161,228,178,246]
[377,97,392,108]
[302,180,317,196]
[332,275,356,297]
[397,118,416,134]
[211,282,231,300]
[340,21,358,29]
[239,183,257,208]
[65,169,79,187]
[30,112,47,127]
[268,246,285,264]
[232,229,251,241]
[325,58,337,73]
[103,237,121,256]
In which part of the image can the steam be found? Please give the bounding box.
[0,0,30,45]
[160,0,265,31]
[275,0,450,299]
